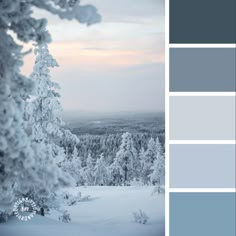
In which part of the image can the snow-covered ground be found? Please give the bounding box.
[0,186,165,236]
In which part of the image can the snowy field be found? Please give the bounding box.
[0,186,165,236]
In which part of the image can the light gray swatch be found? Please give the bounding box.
[170,144,236,188]
[170,96,235,140]
[170,48,236,92]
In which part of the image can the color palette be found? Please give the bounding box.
[168,0,235,235]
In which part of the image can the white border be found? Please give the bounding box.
[170,92,236,97]
[164,0,170,235]
[169,140,236,144]
[170,188,236,193]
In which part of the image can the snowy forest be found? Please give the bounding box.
[61,113,165,186]
[0,1,165,236]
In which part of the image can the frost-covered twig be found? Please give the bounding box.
[59,210,71,223]
[132,209,149,224]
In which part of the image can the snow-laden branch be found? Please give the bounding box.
[32,0,101,26]
[1,0,101,43]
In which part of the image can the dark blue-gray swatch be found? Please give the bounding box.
[170,0,236,43]
[170,193,236,236]
[170,48,236,92]
[170,144,236,188]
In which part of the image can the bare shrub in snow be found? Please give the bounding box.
[0,210,9,223]
[61,191,91,206]
[59,210,71,223]
[133,209,149,224]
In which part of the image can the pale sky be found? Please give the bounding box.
[23,0,165,112]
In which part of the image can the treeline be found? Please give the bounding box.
[60,132,165,186]
[69,132,164,166]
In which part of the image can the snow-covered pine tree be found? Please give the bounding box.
[155,137,164,159]
[72,146,79,161]
[145,138,158,163]
[28,42,67,160]
[109,157,123,186]
[150,137,165,185]
[60,146,85,186]
[23,42,75,215]
[0,0,101,220]
[70,146,84,186]
[94,153,109,186]
[138,147,146,182]
[60,129,79,155]
[0,31,35,217]
[133,147,142,180]
[113,132,137,184]
[141,137,159,184]
[84,153,95,185]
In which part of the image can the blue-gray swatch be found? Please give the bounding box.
[170,0,236,43]
[170,144,236,188]
[170,48,236,92]
[170,193,236,236]
[170,96,235,140]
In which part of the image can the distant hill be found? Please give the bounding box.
[62,111,165,136]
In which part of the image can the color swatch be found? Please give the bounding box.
[170,0,236,43]
[170,48,236,92]
[170,96,235,140]
[170,144,236,188]
[170,193,236,236]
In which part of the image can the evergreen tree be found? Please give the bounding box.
[139,147,146,182]
[0,27,41,217]
[61,146,84,186]
[114,132,137,184]
[70,146,84,186]
[141,137,162,184]
[145,138,157,163]
[155,137,164,159]
[0,0,100,219]
[150,137,165,185]
[109,157,123,186]
[84,153,95,185]
[60,129,79,155]
[24,42,73,215]
[29,43,62,144]
[94,153,109,186]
